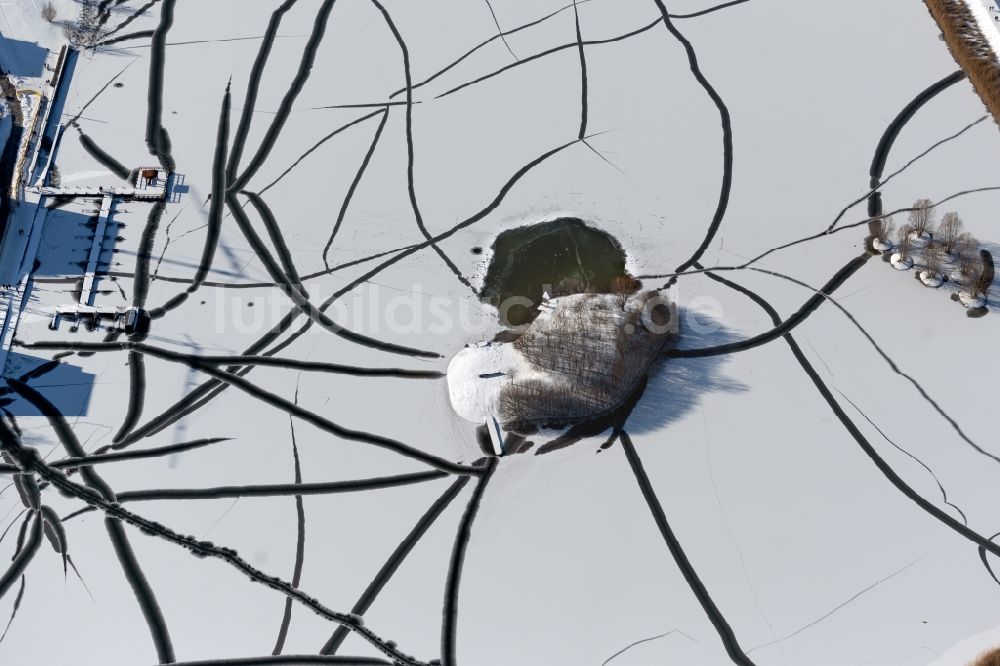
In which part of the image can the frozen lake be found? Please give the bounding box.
[0,1,999,665]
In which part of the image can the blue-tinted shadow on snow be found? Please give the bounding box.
[0,352,94,417]
[0,34,48,78]
[977,240,1000,311]
[625,311,750,435]
[31,205,121,282]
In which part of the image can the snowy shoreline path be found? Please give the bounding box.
[968,0,1000,57]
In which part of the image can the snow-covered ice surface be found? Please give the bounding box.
[2,1,1000,665]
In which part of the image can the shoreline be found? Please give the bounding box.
[924,0,1000,124]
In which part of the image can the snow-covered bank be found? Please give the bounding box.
[968,0,1000,59]
[928,624,1000,665]
[447,341,526,424]
[926,0,1000,123]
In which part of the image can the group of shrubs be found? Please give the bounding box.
[870,198,994,310]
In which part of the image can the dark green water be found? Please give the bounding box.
[480,217,635,326]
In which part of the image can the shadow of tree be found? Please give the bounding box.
[528,310,749,455]
[626,311,750,435]
[978,240,1000,311]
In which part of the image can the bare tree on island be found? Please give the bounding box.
[967,262,989,303]
[922,242,944,284]
[871,214,895,251]
[938,212,963,253]
[611,275,640,311]
[955,233,980,280]
[894,224,914,267]
[41,2,57,22]
[908,198,936,239]
[959,248,995,309]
